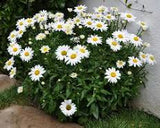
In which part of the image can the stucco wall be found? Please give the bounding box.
[80,0,160,118]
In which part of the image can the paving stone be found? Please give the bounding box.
[0,105,83,128]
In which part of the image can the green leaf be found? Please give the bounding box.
[90,103,99,119]
[87,97,95,107]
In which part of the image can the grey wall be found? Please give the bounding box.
[80,0,160,118]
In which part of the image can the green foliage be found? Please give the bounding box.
[0,86,31,109]
[3,5,154,122]
[0,0,78,73]
[85,109,160,128]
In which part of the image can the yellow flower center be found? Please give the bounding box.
[92,37,98,42]
[61,50,67,56]
[27,19,32,23]
[66,104,72,110]
[43,47,48,52]
[134,37,139,41]
[7,61,12,66]
[34,70,40,75]
[87,21,92,25]
[141,54,146,58]
[70,54,77,59]
[19,30,23,34]
[10,70,14,75]
[111,72,117,77]
[19,22,23,26]
[96,14,101,18]
[13,47,18,52]
[11,34,15,38]
[80,48,86,53]
[57,25,62,29]
[107,15,111,19]
[150,56,155,61]
[40,17,44,21]
[133,59,138,63]
[112,41,118,46]
[24,52,29,56]
[141,22,145,26]
[78,6,83,10]
[96,23,103,28]
[118,34,123,39]
[126,14,132,18]
[76,19,80,23]
[118,61,123,65]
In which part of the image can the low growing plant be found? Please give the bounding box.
[4,5,156,122]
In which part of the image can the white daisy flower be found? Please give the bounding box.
[16,18,27,29]
[129,34,142,47]
[55,45,70,60]
[128,56,142,67]
[65,50,81,66]
[112,30,129,42]
[54,12,64,21]
[73,45,90,58]
[8,30,17,42]
[110,7,118,12]
[17,86,23,94]
[139,52,147,63]
[60,99,77,116]
[137,21,148,30]
[74,5,87,13]
[105,67,121,83]
[25,18,35,27]
[73,17,82,25]
[20,47,34,62]
[121,13,136,22]
[40,45,50,53]
[17,29,26,39]
[94,5,108,14]
[35,33,46,40]
[94,21,108,31]
[4,57,15,71]
[29,65,46,81]
[87,35,102,46]
[69,73,78,78]
[92,13,103,20]
[83,18,94,28]
[63,23,74,35]
[143,42,150,47]
[54,21,64,31]
[104,14,115,21]
[37,15,47,23]
[147,54,156,65]
[9,67,16,78]
[116,60,126,68]
[106,38,122,52]
[7,43,21,56]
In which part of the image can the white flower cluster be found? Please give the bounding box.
[4,5,156,117]
[55,45,90,66]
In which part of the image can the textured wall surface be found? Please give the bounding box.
[80,0,160,118]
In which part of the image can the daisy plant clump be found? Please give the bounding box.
[4,5,156,122]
